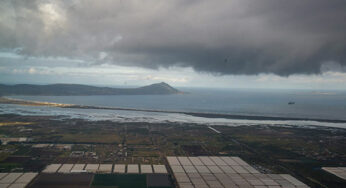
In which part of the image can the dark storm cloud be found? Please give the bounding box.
[1,0,346,75]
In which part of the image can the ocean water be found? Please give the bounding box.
[9,88,346,120]
[2,88,346,128]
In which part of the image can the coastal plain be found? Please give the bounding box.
[0,114,345,187]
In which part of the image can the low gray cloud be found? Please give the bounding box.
[1,0,346,76]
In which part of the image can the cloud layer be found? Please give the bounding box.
[1,0,346,75]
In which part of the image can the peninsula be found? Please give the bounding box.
[0,82,182,96]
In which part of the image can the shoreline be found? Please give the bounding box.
[1,96,346,124]
[0,106,344,187]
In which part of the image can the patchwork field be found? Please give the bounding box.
[0,114,345,187]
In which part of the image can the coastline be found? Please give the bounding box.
[0,102,345,187]
[1,96,346,124]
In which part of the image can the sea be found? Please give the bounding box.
[1,88,346,129]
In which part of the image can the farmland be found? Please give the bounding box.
[0,114,345,187]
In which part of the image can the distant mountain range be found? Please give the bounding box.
[0,82,182,96]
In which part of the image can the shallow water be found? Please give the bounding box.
[10,88,346,121]
[1,103,346,129]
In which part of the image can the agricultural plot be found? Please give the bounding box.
[322,167,346,180]
[91,174,147,188]
[91,174,172,188]
[27,173,93,188]
[0,173,38,188]
[167,156,309,188]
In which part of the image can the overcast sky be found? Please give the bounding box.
[1,0,346,89]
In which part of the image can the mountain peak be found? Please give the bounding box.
[140,82,181,94]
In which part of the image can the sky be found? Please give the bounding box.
[1,0,346,89]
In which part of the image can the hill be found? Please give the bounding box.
[0,82,182,96]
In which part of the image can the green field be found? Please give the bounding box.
[91,174,147,188]
[91,174,172,188]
